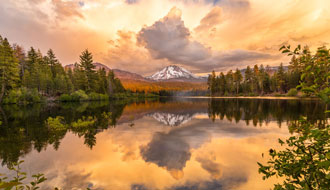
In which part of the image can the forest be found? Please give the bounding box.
[0,35,133,104]
[207,53,316,96]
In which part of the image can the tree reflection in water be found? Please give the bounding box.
[0,98,328,168]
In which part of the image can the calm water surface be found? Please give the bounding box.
[0,98,328,190]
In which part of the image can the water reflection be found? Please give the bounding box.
[0,98,328,189]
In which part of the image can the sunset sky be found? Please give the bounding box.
[1,0,329,75]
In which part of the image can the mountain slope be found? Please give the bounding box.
[147,65,204,82]
[112,69,147,81]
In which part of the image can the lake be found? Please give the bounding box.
[0,98,328,190]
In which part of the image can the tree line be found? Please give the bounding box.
[207,57,307,96]
[0,35,125,104]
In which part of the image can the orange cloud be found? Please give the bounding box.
[1,0,329,75]
[52,0,85,20]
[102,30,170,75]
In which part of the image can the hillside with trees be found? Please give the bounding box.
[0,35,126,104]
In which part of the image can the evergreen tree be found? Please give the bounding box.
[244,66,253,93]
[24,47,44,90]
[258,65,268,94]
[45,49,60,78]
[73,63,88,91]
[219,72,226,95]
[276,63,286,93]
[79,49,96,92]
[26,47,38,72]
[252,65,260,93]
[108,70,125,94]
[226,70,234,94]
[207,71,216,95]
[107,70,115,94]
[233,69,243,94]
[0,38,20,103]
[96,68,108,94]
[12,44,26,80]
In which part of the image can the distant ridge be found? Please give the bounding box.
[64,62,147,81]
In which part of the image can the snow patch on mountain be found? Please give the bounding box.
[147,65,200,81]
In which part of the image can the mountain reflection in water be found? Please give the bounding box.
[0,98,328,190]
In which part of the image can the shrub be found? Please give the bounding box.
[88,92,99,100]
[99,94,109,100]
[274,93,282,97]
[3,89,22,104]
[287,88,298,97]
[71,90,88,101]
[3,88,41,104]
[59,94,72,102]
[300,92,310,98]
[21,88,41,103]
[88,92,109,101]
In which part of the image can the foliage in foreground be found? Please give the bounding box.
[258,45,330,189]
[0,160,91,190]
[0,160,46,190]
[258,118,330,189]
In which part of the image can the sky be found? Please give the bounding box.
[0,0,329,76]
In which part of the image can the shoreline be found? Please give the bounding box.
[180,96,320,100]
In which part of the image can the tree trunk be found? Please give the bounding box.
[0,106,8,126]
[0,82,5,104]
[108,80,114,95]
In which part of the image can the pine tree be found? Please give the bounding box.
[12,44,26,80]
[108,70,125,94]
[233,68,243,94]
[244,66,253,93]
[208,71,217,95]
[226,70,234,94]
[79,49,96,92]
[219,72,226,95]
[73,63,88,91]
[252,65,259,93]
[258,65,267,94]
[276,63,286,93]
[25,47,44,90]
[96,68,108,94]
[26,47,38,72]
[45,49,60,78]
[0,38,20,103]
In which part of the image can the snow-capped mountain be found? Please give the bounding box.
[147,65,204,81]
